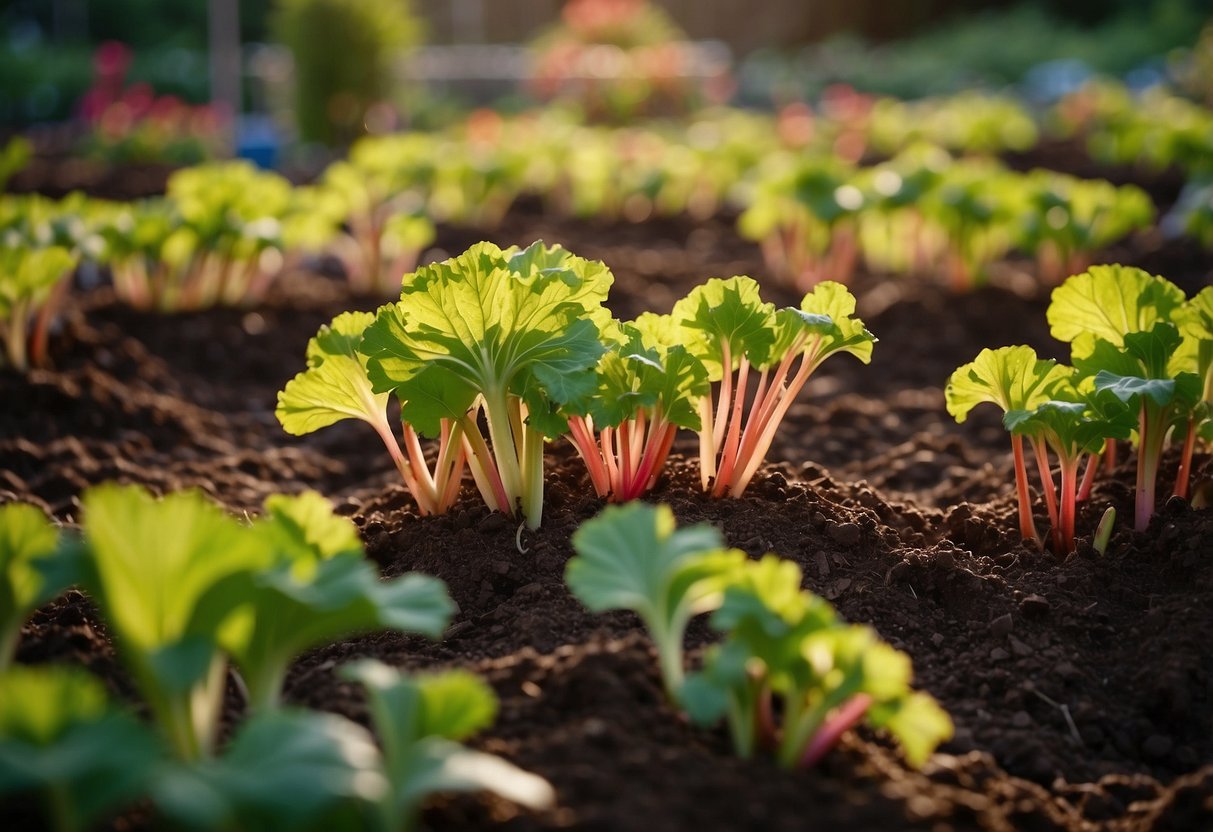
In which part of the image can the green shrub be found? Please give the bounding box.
[271,0,422,146]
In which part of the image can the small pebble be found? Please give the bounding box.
[990,647,1010,662]
[990,613,1013,639]
[931,632,945,648]
[1009,636,1033,658]
[1020,594,1051,617]
[1011,711,1033,729]
[828,522,862,547]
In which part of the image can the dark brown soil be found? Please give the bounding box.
[4,210,1213,831]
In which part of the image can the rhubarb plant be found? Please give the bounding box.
[308,157,437,294]
[1017,172,1153,284]
[75,484,455,758]
[361,241,611,529]
[680,555,953,768]
[0,502,72,669]
[277,311,468,517]
[674,277,875,498]
[342,661,555,832]
[0,244,77,371]
[738,159,866,289]
[99,162,295,310]
[564,314,709,502]
[1003,382,1135,554]
[945,346,1073,548]
[76,483,275,759]
[566,502,745,698]
[0,666,162,832]
[1047,265,1200,531]
[1174,287,1213,498]
[221,491,455,711]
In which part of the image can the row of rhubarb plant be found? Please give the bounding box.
[946,264,1213,555]
[0,490,552,832]
[276,241,876,529]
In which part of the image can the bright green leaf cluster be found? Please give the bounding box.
[70,484,454,759]
[567,503,950,769]
[0,484,552,832]
[947,264,1213,552]
[673,276,875,497]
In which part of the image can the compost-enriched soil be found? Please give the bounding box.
[3,209,1213,831]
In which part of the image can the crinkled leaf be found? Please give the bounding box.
[362,242,608,437]
[277,311,388,436]
[945,346,1072,422]
[673,276,777,378]
[1047,265,1186,361]
[769,282,876,369]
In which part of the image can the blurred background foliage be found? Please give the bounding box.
[0,0,1209,135]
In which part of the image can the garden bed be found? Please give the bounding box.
[3,209,1212,831]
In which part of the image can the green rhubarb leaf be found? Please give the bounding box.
[0,666,162,830]
[276,310,389,436]
[673,276,777,379]
[0,502,67,666]
[152,710,384,832]
[219,493,454,709]
[362,241,609,437]
[582,323,710,430]
[79,484,269,656]
[1047,265,1186,361]
[866,690,955,768]
[258,491,363,563]
[771,282,876,369]
[1094,370,1202,409]
[945,346,1072,422]
[0,245,77,314]
[1118,322,1185,380]
[341,661,554,822]
[567,503,745,696]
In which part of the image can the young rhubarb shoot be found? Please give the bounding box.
[76,484,272,760]
[946,346,1076,548]
[675,278,875,498]
[0,245,77,372]
[277,311,467,516]
[341,661,555,832]
[1003,388,1133,555]
[680,555,952,769]
[225,492,455,711]
[362,241,611,529]
[1048,266,1199,530]
[566,503,745,699]
[564,314,709,502]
